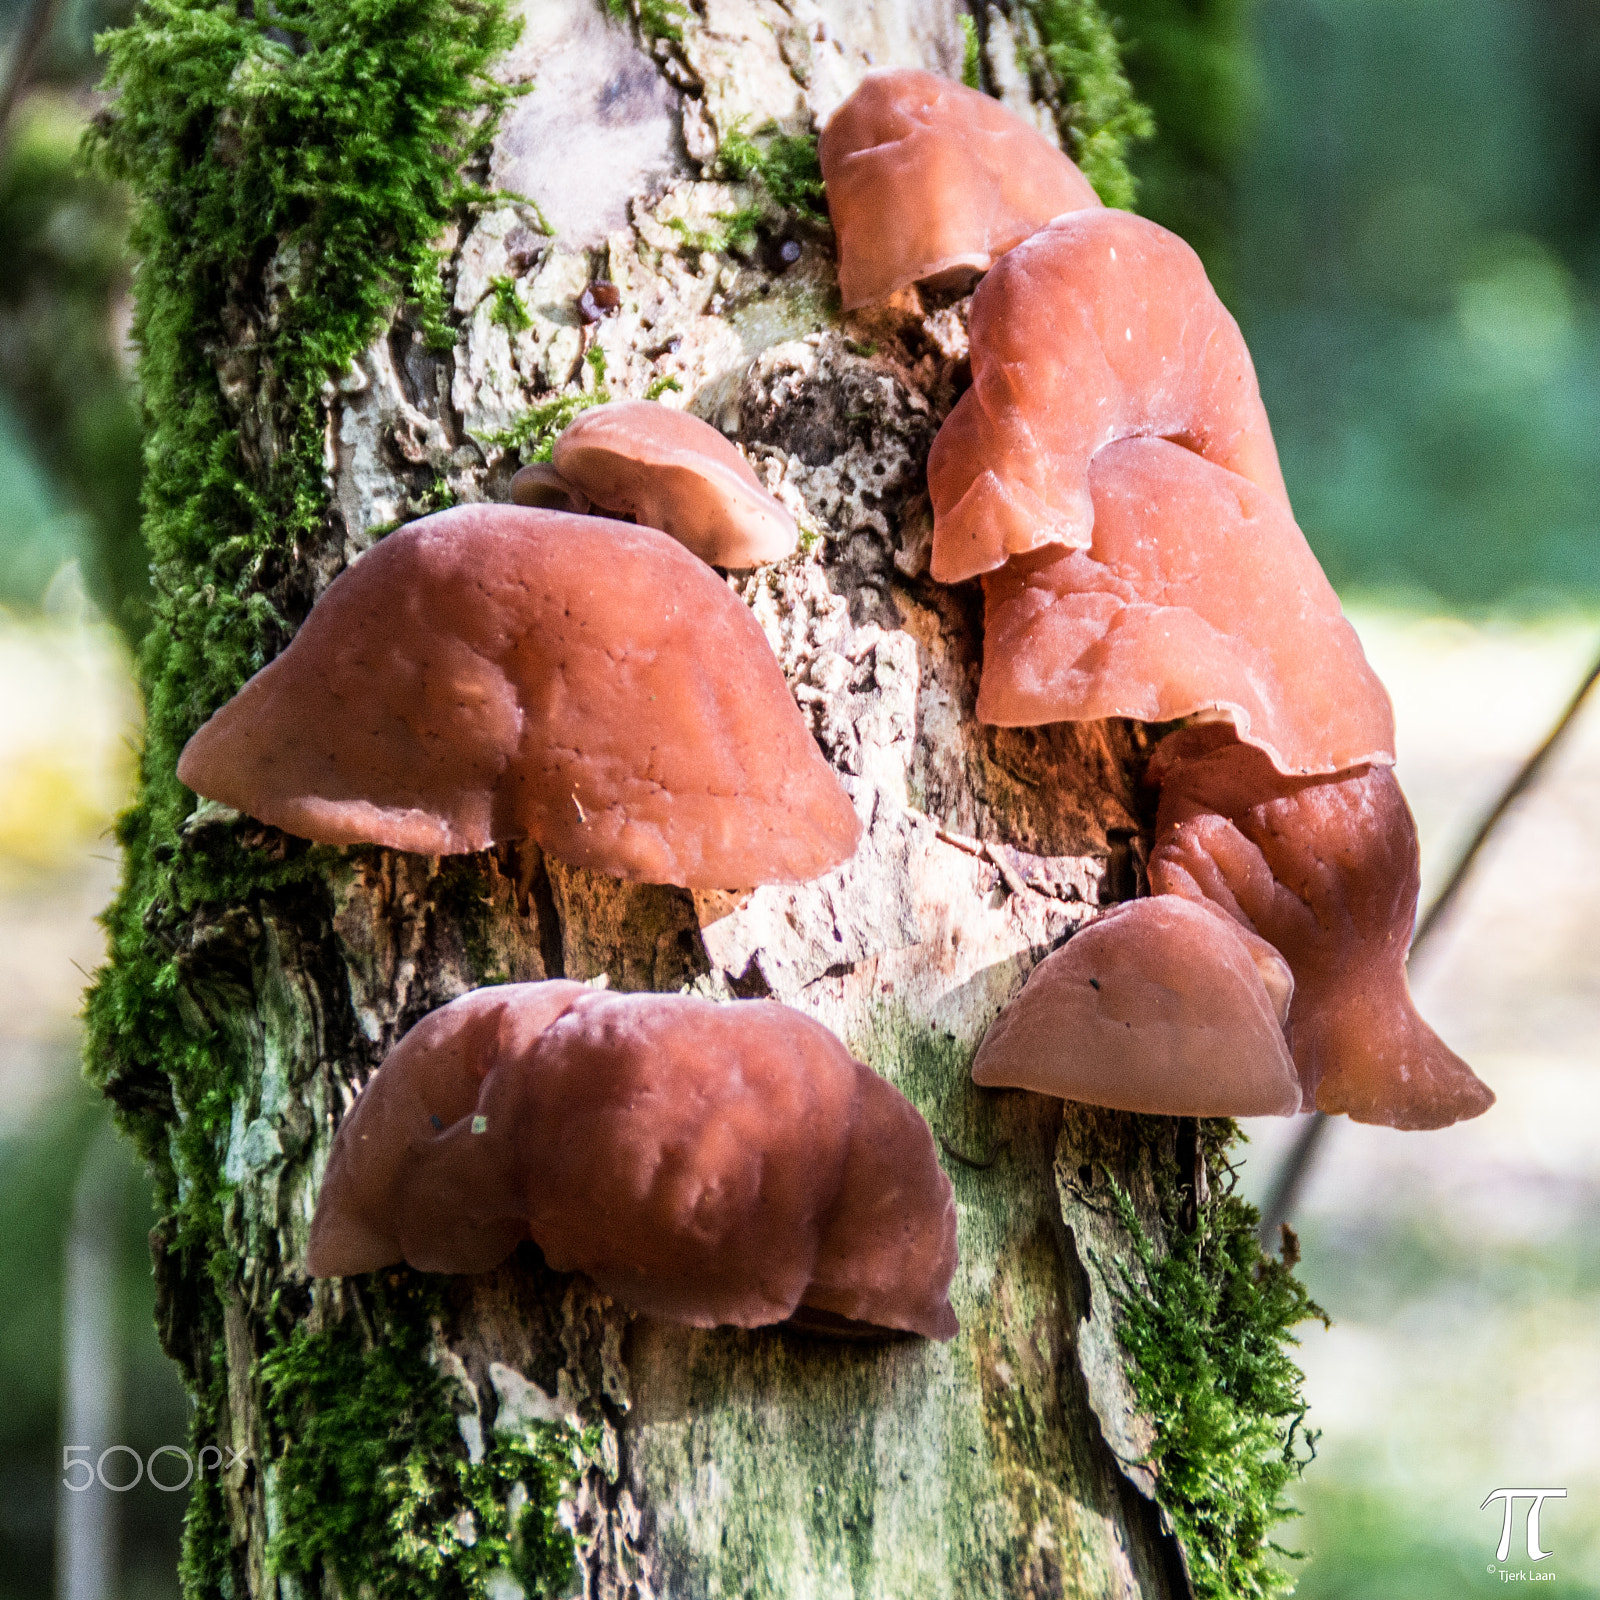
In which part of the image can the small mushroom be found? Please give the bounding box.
[307,983,959,1340]
[971,896,1303,1117]
[176,505,859,887]
[508,460,590,513]
[978,436,1396,777]
[550,401,798,567]
[1147,727,1495,1129]
[818,68,1101,310]
[928,208,1288,583]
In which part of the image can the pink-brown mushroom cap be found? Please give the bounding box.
[508,460,591,514]
[305,983,959,1339]
[500,993,956,1335]
[978,436,1396,777]
[804,1065,961,1340]
[971,896,1303,1117]
[176,505,860,888]
[1148,727,1494,1129]
[551,401,797,567]
[496,991,857,1327]
[305,981,592,1277]
[928,209,1289,584]
[818,68,1102,311]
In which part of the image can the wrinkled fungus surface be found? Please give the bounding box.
[177,505,860,887]
[929,209,1287,583]
[819,67,1101,311]
[972,896,1302,1117]
[551,400,797,566]
[307,984,959,1340]
[1148,728,1494,1129]
[978,437,1396,777]
[307,981,593,1277]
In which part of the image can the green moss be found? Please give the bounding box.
[80,0,522,1590]
[606,0,689,45]
[1105,1131,1325,1598]
[485,389,609,460]
[960,14,984,90]
[487,274,533,332]
[717,122,828,229]
[666,214,729,254]
[260,1280,578,1597]
[1021,0,1154,208]
[176,1357,233,1596]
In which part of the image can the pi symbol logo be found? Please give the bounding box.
[1480,1487,1567,1563]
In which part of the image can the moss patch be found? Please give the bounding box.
[82,0,521,1590]
[487,388,611,460]
[717,122,828,232]
[487,274,534,333]
[1021,0,1154,207]
[84,0,521,1133]
[606,0,690,46]
[960,14,984,90]
[261,1282,577,1598]
[1106,1129,1325,1598]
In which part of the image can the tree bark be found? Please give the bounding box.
[103,2,1208,1595]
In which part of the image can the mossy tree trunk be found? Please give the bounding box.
[84,1,1302,1596]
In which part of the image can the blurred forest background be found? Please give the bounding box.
[0,0,1595,1595]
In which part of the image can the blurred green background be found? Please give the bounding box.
[0,0,1595,1596]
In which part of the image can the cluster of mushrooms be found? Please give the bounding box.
[177,68,1490,1345]
[821,70,1490,1132]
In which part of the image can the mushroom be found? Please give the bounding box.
[927,208,1288,583]
[802,1062,960,1340]
[548,401,798,566]
[978,436,1396,777]
[176,505,861,887]
[1147,726,1495,1129]
[306,982,592,1277]
[970,896,1303,1117]
[818,68,1102,310]
[307,983,960,1341]
[508,460,590,513]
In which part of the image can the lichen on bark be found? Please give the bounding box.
[83,0,1317,1595]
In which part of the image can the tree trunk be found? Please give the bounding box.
[89,2,1236,1595]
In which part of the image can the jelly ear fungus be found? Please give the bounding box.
[177,504,859,887]
[1147,727,1494,1130]
[308,983,959,1341]
[978,436,1396,779]
[818,67,1101,311]
[929,209,1289,584]
[543,400,799,567]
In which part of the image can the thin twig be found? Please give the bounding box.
[1257,641,1600,1244]
[932,822,984,858]
[982,839,1031,899]
[1412,645,1600,952]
